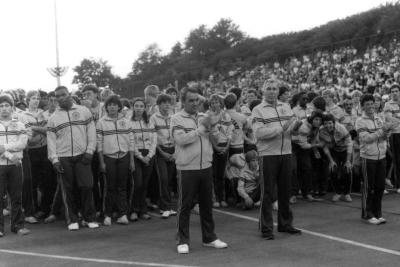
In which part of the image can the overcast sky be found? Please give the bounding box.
[0,0,392,91]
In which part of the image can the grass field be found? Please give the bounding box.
[1,193,400,267]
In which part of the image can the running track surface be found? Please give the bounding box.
[1,193,400,267]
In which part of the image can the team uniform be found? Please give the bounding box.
[0,118,28,234]
[96,114,134,219]
[356,114,388,220]
[150,111,176,214]
[47,104,97,226]
[131,118,157,217]
[21,109,55,216]
[208,110,233,204]
[383,99,400,188]
[252,101,297,236]
[171,110,218,245]
[319,123,353,197]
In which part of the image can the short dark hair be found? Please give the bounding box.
[55,86,68,92]
[290,92,307,108]
[120,98,130,109]
[156,94,172,105]
[278,86,289,98]
[307,92,318,102]
[322,113,336,124]
[165,87,177,95]
[312,96,326,112]
[390,84,400,93]
[104,95,123,112]
[307,110,324,124]
[249,99,261,111]
[180,87,199,103]
[228,87,242,101]
[39,90,48,98]
[82,84,99,94]
[360,93,375,107]
[224,93,237,109]
[71,95,81,105]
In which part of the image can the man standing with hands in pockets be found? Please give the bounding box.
[252,80,302,240]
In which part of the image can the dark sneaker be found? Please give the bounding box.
[139,213,151,220]
[262,233,274,240]
[278,226,302,234]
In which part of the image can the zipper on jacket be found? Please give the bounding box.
[274,106,284,155]
[372,118,380,159]
[192,115,203,169]
[139,120,146,151]
[165,118,171,145]
[115,120,121,158]
[67,112,74,156]
[5,126,8,165]
[198,117,203,170]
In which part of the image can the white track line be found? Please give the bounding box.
[0,249,198,267]
[213,209,400,257]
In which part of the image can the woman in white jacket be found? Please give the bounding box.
[97,95,135,226]
[130,98,157,221]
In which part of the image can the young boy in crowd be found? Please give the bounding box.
[237,150,261,209]
[0,94,30,237]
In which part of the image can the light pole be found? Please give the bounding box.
[47,0,67,86]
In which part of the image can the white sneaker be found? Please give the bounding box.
[2,209,10,216]
[88,222,100,229]
[378,217,387,224]
[44,214,56,224]
[289,196,297,204]
[384,189,389,195]
[116,215,129,225]
[332,194,341,202]
[212,202,220,208]
[254,201,261,207]
[343,194,352,202]
[169,210,177,216]
[161,210,171,219]
[203,239,228,249]
[103,216,112,226]
[305,194,315,202]
[396,188,400,194]
[386,179,394,188]
[192,204,200,215]
[220,201,228,208]
[68,222,79,231]
[24,216,38,224]
[177,244,189,254]
[367,217,381,225]
[130,213,138,221]
[272,201,278,211]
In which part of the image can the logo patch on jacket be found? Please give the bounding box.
[9,122,18,130]
[72,111,80,120]
[119,120,126,128]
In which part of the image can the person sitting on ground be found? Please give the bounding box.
[237,150,261,209]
